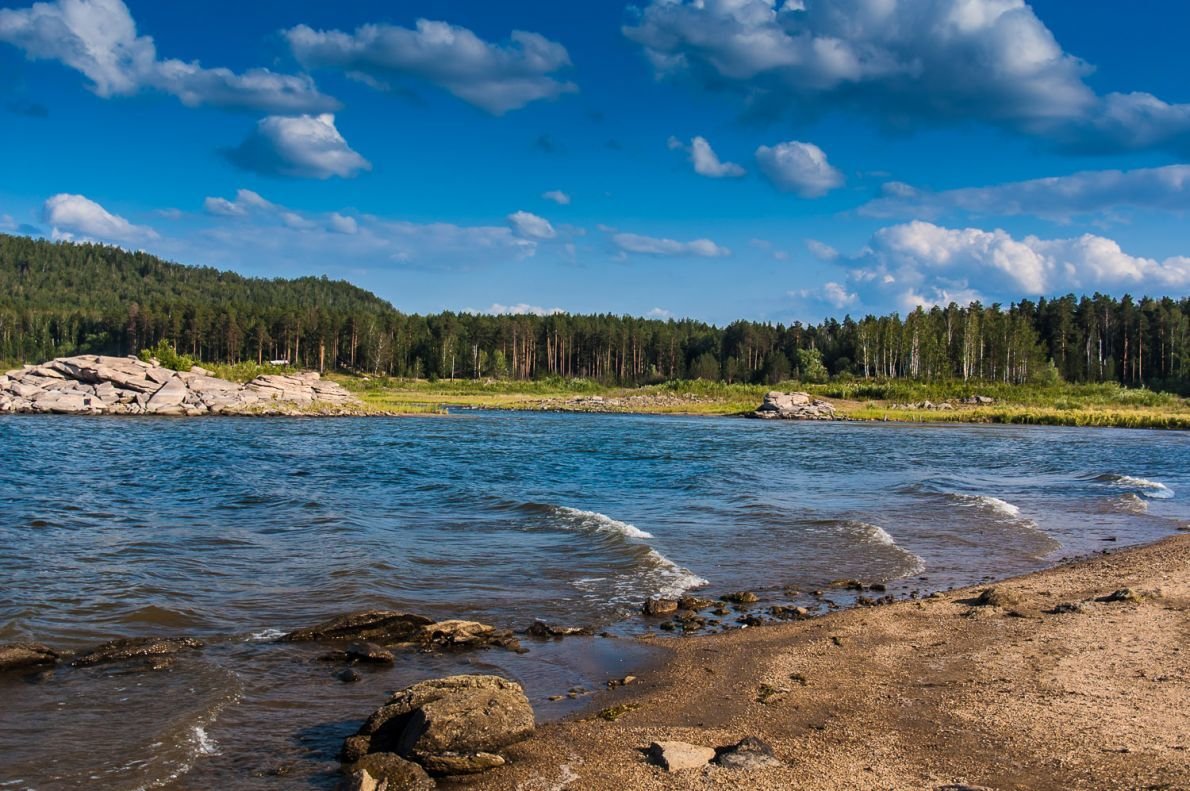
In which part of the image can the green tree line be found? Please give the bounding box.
[2,234,1188,392]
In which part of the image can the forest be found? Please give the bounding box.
[2,233,1188,394]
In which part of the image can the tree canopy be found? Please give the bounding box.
[2,233,1188,393]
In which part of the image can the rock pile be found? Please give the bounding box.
[0,355,360,415]
[749,391,837,420]
[341,674,535,784]
[281,609,524,653]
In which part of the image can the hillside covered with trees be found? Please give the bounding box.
[2,234,1188,393]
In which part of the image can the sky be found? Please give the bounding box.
[1,0,1189,325]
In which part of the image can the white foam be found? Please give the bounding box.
[190,726,218,757]
[956,494,1021,517]
[246,628,286,642]
[1114,475,1174,499]
[856,522,926,577]
[556,507,654,539]
[645,548,710,598]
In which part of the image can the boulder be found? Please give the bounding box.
[340,754,434,791]
[281,611,434,643]
[715,736,783,769]
[648,741,716,772]
[346,642,396,664]
[145,378,190,414]
[70,636,204,667]
[750,391,836,420]
[0,643,60,673]
[526,621,592,638]
[642,598,678,616]
[347,675,534,777]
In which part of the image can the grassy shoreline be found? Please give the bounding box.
[329,375,1190,429]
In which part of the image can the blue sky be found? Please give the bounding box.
[1,0,1188,324]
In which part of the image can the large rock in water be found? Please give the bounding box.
[70,636,204,667]
[0,355,361,416]
[345,675,535,777]
[0,643,60,673]
[281,610,434,643]
[750,391,837,420]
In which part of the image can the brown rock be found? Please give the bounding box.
[346,642,396,664]
[341,754,434,791]
[0,643,60,673]
[71,636,203,667]
[642,598,679,616]
[281,610,433,643]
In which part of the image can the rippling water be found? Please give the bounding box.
[1,413,1187,788]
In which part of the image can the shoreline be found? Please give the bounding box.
[461,534,1190,791]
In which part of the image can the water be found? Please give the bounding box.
[0,413,1187,789]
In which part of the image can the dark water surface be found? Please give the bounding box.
[1,412,1187,789]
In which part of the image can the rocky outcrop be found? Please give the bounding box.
[70,636,203,667]
[0,355,361,416]
[282,610,522,653]
[344,675,535,778]
[750,391,837,420]
[0,643,59,673]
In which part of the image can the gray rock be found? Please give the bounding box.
[750,391,836,421]
[715,736,783,769]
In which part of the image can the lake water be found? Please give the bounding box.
[1,413,1187,789]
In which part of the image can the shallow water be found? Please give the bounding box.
[0,412,1186,789]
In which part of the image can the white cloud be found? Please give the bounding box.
[42,193,156,242]
[805,239,839,261]
[224,114,371,179]
[203,189,274,217]
[647,307,673,318]
[861,164,1190,221]
[0,0,336,113]
[507,210,557,240]
[669,135,746,178]
[821,281,858,309]
[755,140,843,197]
[0,213,15,231]
[542,190,571,205]
[845,220,1190,308]
[623,0,1190,155]
[286,19,577,115]
[611,231,730,258]
[480,303,564,316]
[329,213,358,234]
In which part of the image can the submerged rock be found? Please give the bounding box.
[346,674,534,777]
[346,642,396,664]
[0,643,60,673]
[420,620,522,652]
[526,620,592,638]
[281,611,434,643]
[642,598,679,616]
[70,636,203,667]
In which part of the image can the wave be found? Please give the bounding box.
[553,506,654,539]
[952,493,1022,517]
[1095,473,1174,499]
[849,521,927,577]
[1112,493,1149,514]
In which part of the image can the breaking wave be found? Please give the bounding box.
[850,521,926,577]
[1095,473,1174,499]
[553,506,654,539]
[952,494,1022,517]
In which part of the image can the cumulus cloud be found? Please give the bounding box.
[822,281,858,309]
[668,135,746,178]
[806,239,839,261]
[0,0,336,113]
[843,220,1190,309]
[755,140,843,197]
[507,210,557,240]
[861,164,1190,221]
[542,190,571,205]
[42,193,156,242]
[203,189,275,217]
[286,19,577,115]
[624,0,1190,155]
[224,114,371,179]
[611,232,730,258]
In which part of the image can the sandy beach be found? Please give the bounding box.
[458,534,1190,791]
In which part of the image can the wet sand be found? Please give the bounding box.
[461,534,1190,791]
